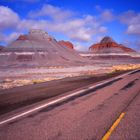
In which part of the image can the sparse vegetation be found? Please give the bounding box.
[112,64,140,72]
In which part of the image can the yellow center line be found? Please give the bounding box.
[102,112,125,140]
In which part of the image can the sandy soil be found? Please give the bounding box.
[0,65,111,89]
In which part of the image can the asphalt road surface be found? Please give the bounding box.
[0,69,140,140]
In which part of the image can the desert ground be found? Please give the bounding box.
[0,61,140,90]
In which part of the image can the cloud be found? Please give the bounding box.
[100,9,115,22]
[0,32,20,44]
[47,15,107,42]
[95,5,115,22]
[95,5,102,12]
[69,28,92,42]
[120,11,140,25]
[120,11,140,35]
[17,19,48,31]
[0,6,19,31]
[127,24,140,35]
[74,42,88,51]
[29,4,73,21]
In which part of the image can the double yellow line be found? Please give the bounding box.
[102,112,125,140]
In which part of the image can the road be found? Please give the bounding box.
[0,69,140,140]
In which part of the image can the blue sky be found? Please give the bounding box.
[0,0,140,51]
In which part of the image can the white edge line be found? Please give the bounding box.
[0,69,138,125]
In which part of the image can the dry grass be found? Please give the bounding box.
[112,64,140,72]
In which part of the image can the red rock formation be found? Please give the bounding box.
[58,40,74,49]
[89,36,136,53]
[17,35,28,40]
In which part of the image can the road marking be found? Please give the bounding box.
[102,112,125,140]
[0,89,85,125]
[0,69,138,126]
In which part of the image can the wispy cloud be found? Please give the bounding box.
[120,10,140,35]
[0,32,20,44]
[100,9,115,22]
[95,5,115,22]
[28,4,74,21]
[0,6,19,31]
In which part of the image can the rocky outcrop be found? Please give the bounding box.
[58,40,74,49]
[89,36,136,53]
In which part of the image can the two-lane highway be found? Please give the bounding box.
[0,69,140,140]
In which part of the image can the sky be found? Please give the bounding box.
[0,0,140,51]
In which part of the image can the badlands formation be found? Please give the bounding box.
[81,36,140,61]
[0,29,87,67]
[89,36,136,53]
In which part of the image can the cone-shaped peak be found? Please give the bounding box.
[100,36,115,44]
